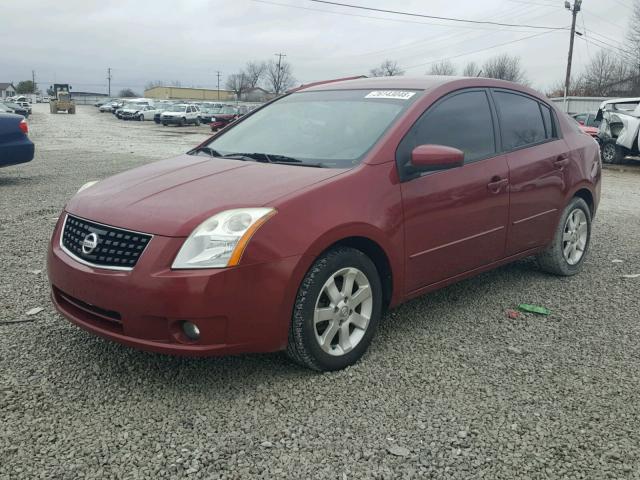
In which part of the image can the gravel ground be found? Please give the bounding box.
[1,104,640,479]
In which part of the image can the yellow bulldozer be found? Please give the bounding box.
[49,84,76,114]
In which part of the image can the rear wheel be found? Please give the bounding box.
[139,114,144,121]
[536,197,591,276]
[195,118,200,126]
[286,247,382,371]
[179,117,185,127]
[162,122,168,126]
[601,141,625,164]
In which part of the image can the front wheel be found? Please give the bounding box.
[139,114,144,121]
[194,118,200,126]
[179,117,185,127]
[286,247,382,371]
[536,197,592,276]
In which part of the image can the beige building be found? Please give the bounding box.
[144,86,235,101]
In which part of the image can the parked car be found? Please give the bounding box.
[18,101,32,114]
[42,96,50,103]
[161,104,200,126]
[118,102,152,120]
[0,113,34,167]
[3,101,29,118]
[572,112,600,128]
[198,106,222,124]
[47,77,601,371]
[596,98,640,164]
[99,101,119,113]
[209,105,242,131]
[116,101,149,119]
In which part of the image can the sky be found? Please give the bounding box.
[0,0,631,95]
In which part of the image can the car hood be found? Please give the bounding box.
[66,154,345,237]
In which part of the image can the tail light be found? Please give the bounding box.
[19,119,29,135]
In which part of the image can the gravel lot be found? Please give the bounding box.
[1,104,640,479]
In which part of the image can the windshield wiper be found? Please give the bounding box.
[191,146,221,157]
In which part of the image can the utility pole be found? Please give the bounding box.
[31,70,36,94]
[107,68,112,97]
[216,71,221,100]
[275,52,286,94]
[563,0,581,112]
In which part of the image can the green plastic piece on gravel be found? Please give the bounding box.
[517,304,551,315]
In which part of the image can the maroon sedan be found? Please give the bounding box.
[209,106,243,131]
[48,77,601,371]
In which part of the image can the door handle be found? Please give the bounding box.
[487,177,508,193]
[554,155,570,169]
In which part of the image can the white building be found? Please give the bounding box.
[0,82,17,100]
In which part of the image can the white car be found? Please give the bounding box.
[161,104,201,126]
[597,98,640,164]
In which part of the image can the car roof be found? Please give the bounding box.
[298,75,544,99]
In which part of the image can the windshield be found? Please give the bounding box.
[218,106,237,114]
[167,105,186,112]
[204,89,420,168]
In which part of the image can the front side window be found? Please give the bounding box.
[396,90,496,176]
[203,89,420,168]
[494,91,546,149]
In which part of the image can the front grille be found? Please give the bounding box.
[61,214,152,270]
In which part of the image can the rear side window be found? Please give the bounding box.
[494,91,546,149]
[397,90,496,173]
[539,104,555,139]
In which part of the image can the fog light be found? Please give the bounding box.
[182,321,200,340]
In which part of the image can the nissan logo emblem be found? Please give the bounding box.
[81,232,99,255]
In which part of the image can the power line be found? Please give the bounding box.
[309,0,568,30]
[403,29,559,70]
[251,0,556,32]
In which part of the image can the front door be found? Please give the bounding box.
[397,89,510,293]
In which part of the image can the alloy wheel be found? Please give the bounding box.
[601,143,615,163]
[314,267,373,356]
[562,208,588,265]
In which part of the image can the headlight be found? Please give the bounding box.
[172,208,276,269]
[77,180,98,193]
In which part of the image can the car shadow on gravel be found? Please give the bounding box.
[47,258,549,397]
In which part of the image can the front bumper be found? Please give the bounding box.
[161,116,184,124]
[47,213,301,356]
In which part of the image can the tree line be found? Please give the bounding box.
[368,53,527,84]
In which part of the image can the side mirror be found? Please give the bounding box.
[411,144,464,170]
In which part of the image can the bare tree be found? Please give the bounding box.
[428,60,456,76]
[244,61,267,89]
[369,60,405,77]
[265,59,295,95]
[462,61,480,77]
[118,88,138,98]
[581,50,626,96]
[626,0,640,92]
[225,72,249,99]
[482,54,527,83]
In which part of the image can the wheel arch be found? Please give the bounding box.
[318,236,394,311]
[572,187,594,216]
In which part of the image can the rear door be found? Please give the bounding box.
[398,89,510,293]
[491,89,570,255]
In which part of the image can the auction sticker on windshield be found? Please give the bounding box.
[365,91,416,100]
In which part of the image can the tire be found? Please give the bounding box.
[179,117,185,127]
[194,118,200,126]
[601,141,625,164]
[536,197,592,276]
[286,247,383,371]
[139,114,144,121]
